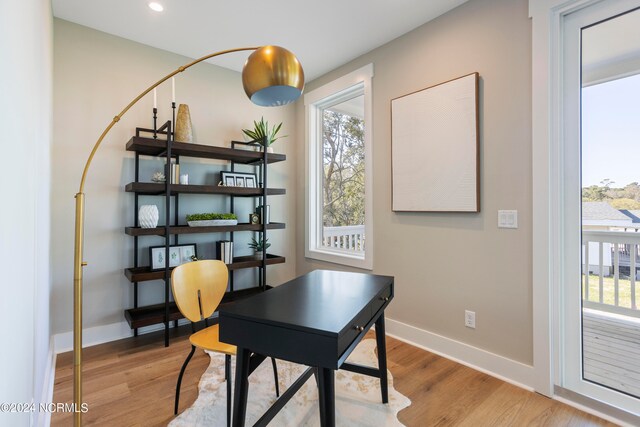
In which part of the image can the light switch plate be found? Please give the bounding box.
[498,210,518,229]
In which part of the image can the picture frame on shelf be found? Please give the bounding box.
[149,244,197,271]
[220,171,258,188]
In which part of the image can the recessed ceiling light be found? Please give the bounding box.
[148,2,164,12]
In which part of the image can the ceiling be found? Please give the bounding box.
[52,0,467,81]
[582,8,640,85]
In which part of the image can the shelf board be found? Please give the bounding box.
[228,254,286,271]
[125,182,285,197]
[125,222,285,236]
[126,136,286,164]
[124,286,269,329]
[124,254,285,282]
[125,302,182,329]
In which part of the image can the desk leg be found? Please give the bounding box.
[232,347,251,427]
[375,313,389,404]
[317,368,335,427]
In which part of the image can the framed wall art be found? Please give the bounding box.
[220,171,258,188]
[391,72,479,212]
[149,244,197,270]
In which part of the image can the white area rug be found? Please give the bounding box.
[170,339,411,426]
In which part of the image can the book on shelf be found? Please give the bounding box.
[256,205,270,224]
[171,162,180,184]
[216,240,233,264]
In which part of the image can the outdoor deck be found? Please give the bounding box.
[583,308,640,398]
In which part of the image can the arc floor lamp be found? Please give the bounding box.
[72,45,304,426]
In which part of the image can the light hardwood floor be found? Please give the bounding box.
[52,327,615,426]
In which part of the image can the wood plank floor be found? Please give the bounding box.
[52,327,615,426]
[583,308,640,398]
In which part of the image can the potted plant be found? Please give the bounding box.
[186,212,238,227]
[241,117,286,152]
[248,237,271,258]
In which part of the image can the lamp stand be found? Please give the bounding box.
[71,47,259,426]
[71,44,303,426]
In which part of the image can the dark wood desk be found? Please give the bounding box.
[219,269,394,427]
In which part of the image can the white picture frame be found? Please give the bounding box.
[150,244,197,270]
[180,245,195,263]
[220,171,258,188]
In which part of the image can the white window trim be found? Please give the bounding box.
[304,64,374,270]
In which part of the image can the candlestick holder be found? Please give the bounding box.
[152,107,158,139]
[171,102,176,139]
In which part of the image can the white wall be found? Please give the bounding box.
[0,0,53,425]
[52,20,297,338]
[297,0,534,365]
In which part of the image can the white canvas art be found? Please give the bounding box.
[391,73,479,212]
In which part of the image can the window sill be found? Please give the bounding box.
[305,248,372,270]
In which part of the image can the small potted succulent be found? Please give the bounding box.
[186,212,238,227]
[241,117,286,152]
[248,237,271,258]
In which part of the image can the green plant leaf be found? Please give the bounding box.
[186,212,238,221]
[248,237,270,251]
[241,116,286,147]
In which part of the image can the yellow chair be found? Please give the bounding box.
[171,260,280,425]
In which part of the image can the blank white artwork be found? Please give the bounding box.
[391,73,479,212]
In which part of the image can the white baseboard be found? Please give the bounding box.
[53,319,192,354]
[54,321,132,354]
[385,317,535,391]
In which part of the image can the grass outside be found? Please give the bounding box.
[583,274,640,309]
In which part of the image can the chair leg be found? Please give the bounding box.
[225,354,231,427]
[175,345,196,415]
[270,357,280,397]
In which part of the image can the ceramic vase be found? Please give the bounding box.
[139,205,159,228]
[175,104,193,143]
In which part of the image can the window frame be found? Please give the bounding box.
[304,64,374,270]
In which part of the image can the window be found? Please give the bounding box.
[305,64,373,269]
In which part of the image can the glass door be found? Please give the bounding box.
[561,0,640,415]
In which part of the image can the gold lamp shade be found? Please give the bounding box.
[242,45,305,106]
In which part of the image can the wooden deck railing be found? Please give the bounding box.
[323,225,365,253]
[582,230,640,318]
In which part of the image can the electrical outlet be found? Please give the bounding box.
[465,310,476,329]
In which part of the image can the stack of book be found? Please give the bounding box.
[216,240,233,264]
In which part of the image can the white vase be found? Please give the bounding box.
[139,205,159,228]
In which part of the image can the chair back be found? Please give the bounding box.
[171,260,229,322]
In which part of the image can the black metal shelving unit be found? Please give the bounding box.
[124,131,286,346]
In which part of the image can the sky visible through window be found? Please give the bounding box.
[582,73,640,187]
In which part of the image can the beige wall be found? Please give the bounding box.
[296,0,533,364]
[52,19,297,334]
